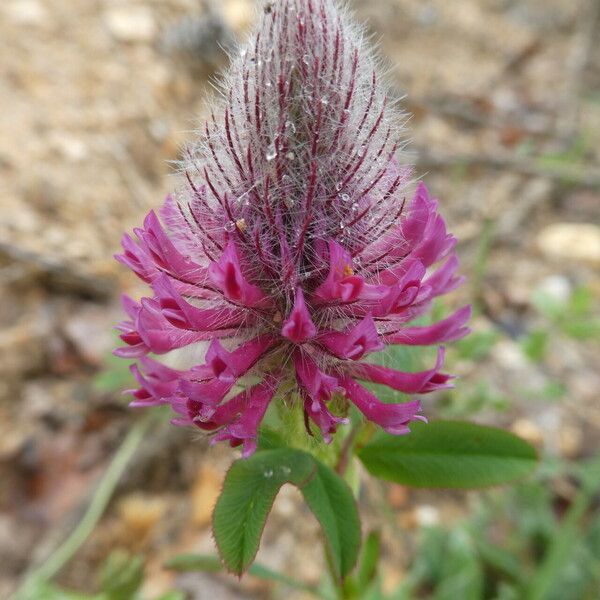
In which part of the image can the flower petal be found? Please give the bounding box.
[211,377,280,457]
[340,376,424,435]
[350,347,452,393]
[384,305,471,345]
[281,288,317,343]
[319,315,384,360]
[208,240,268,307]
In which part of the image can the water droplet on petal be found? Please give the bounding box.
[320,96,329,105]
[302,53,310,65]
[339,193,350,202]
[286,151,295,160]
[264,469,274,478]
[266,142,277,161]
[285,120,296,134]
[224,221,236,232]
[335,181,343,191]
[351,202,359,212]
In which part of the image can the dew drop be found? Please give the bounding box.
[351,202,360,212]
[281,466,292,476]
[335,181,343,191]
[266,142,277,161]
[282,174,291,184]
[320,96,329,105]
[264,469,274,478]
[286,151,295,160]
[224,221,236,233]
[285,120,296,134]
[357,145,366,157]
[302,53,310,65]
[339,193,350,203]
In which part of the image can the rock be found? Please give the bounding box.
[4,0,47,25]
[535,275,572,304]
[104,7,156,43]
[537,223,600,264]
[176,572,248,600]
[414,504,440,527]
[161,14,235,73]
[222,0,254,33]
[511,419,544,447]
[117,493,168,541]
[558,425,583,459]
[62,303,115,366]
[387,483,409,508]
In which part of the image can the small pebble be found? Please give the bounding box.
[537,223,600,264]
[104,7,157,43]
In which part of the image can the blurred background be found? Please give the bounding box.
[1,0,599,598]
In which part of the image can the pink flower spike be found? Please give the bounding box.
[282,288,317,343]
[208,240,268,308]
[340,376,424,436]
[113,0,470,454]
[319,315,384,360]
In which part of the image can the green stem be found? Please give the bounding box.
[13,415,154,599]
[335,422,361,476]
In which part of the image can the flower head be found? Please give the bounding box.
[115,0,470,455]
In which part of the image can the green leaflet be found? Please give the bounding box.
[212,448,360,579]
[357,420,537,489]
